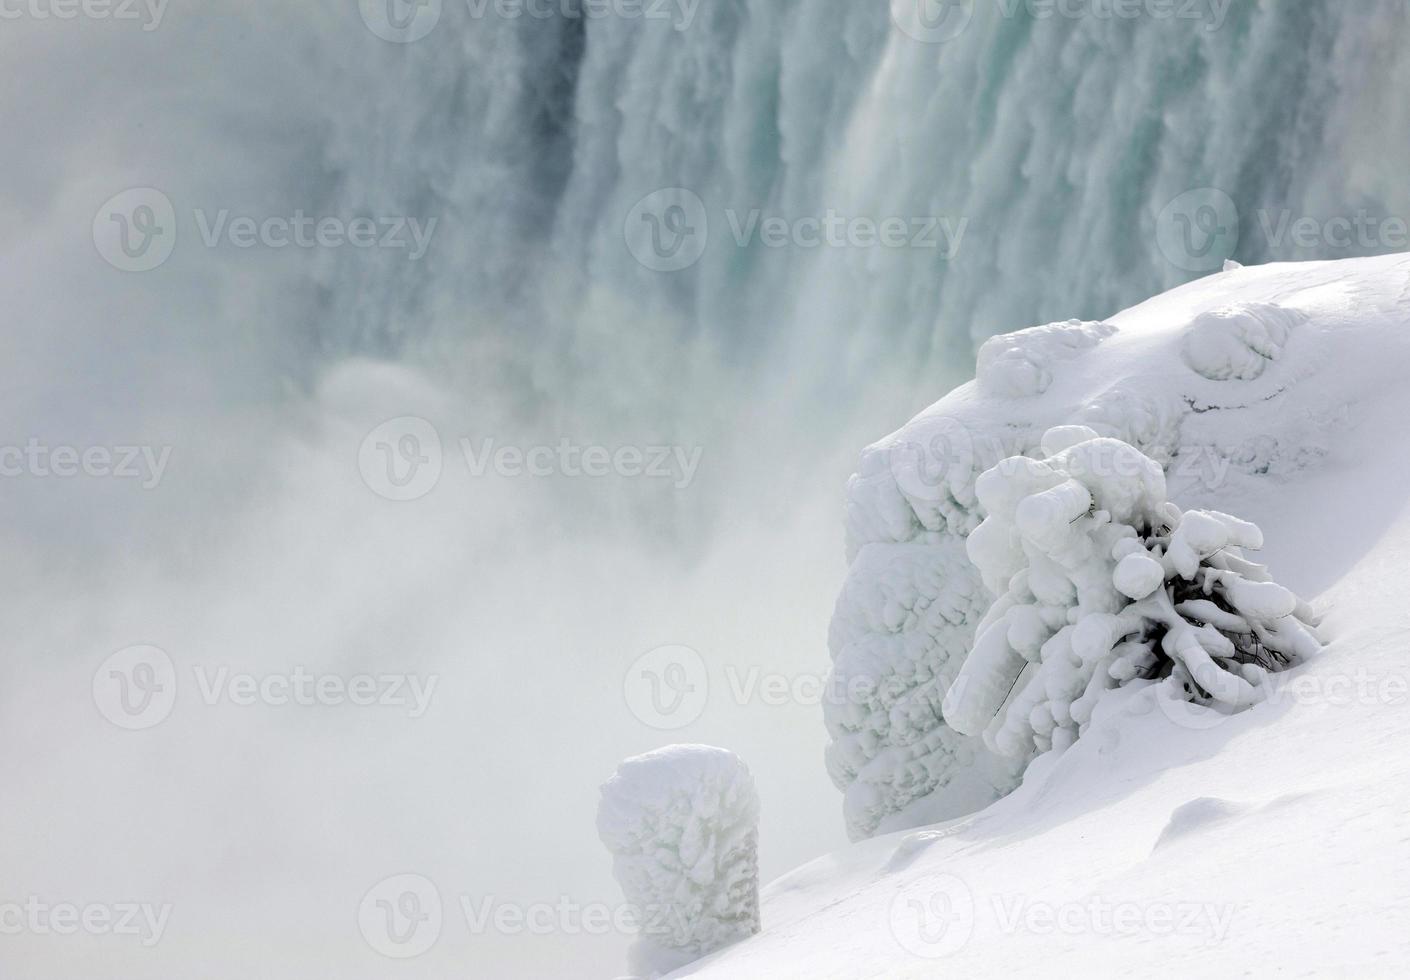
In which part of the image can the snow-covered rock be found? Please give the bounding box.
[597,745,760,978]
[699,254,1410,978]
[825,256,1363,839]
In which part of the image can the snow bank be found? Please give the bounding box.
[697,253,1410,978]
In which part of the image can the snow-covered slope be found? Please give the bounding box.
[688,253,1410,976]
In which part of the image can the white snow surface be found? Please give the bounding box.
[686,254,1410,976]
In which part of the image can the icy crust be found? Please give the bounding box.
[825,536,1023,840]
[829,296,1330,838]
[943,428,1322,759]
[597,746,760,978]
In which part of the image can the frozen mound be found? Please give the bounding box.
[825,536,1023,840]
[943,427,1322,759]
[697,253,1410,979]
[976,319,1119,398]
[597,745,760,978]
[1181,303,1307,381]
[827,259,1356,838]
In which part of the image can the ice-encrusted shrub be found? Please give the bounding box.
[942,426,1323,759]
[825,321,1127,839]
[597,746,760,978]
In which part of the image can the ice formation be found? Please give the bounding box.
[828,290,1330,837]
[596,745,761,978]
[825,537,1022,840]
[942,427,1323,759]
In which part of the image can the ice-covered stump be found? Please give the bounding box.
[942,427,1323,759]
[597,746,761,978]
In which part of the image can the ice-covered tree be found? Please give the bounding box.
[942,426,1323,759]
[826,320,1132,839]
[597,745,761,979]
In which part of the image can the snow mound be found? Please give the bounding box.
[976,320,1118,397]
[1180,303,1306,381]
[695,253,1410,978]
[825,257,1381,838]
[597,745,760,978]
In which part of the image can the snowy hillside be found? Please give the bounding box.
[684,253,1410,976]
